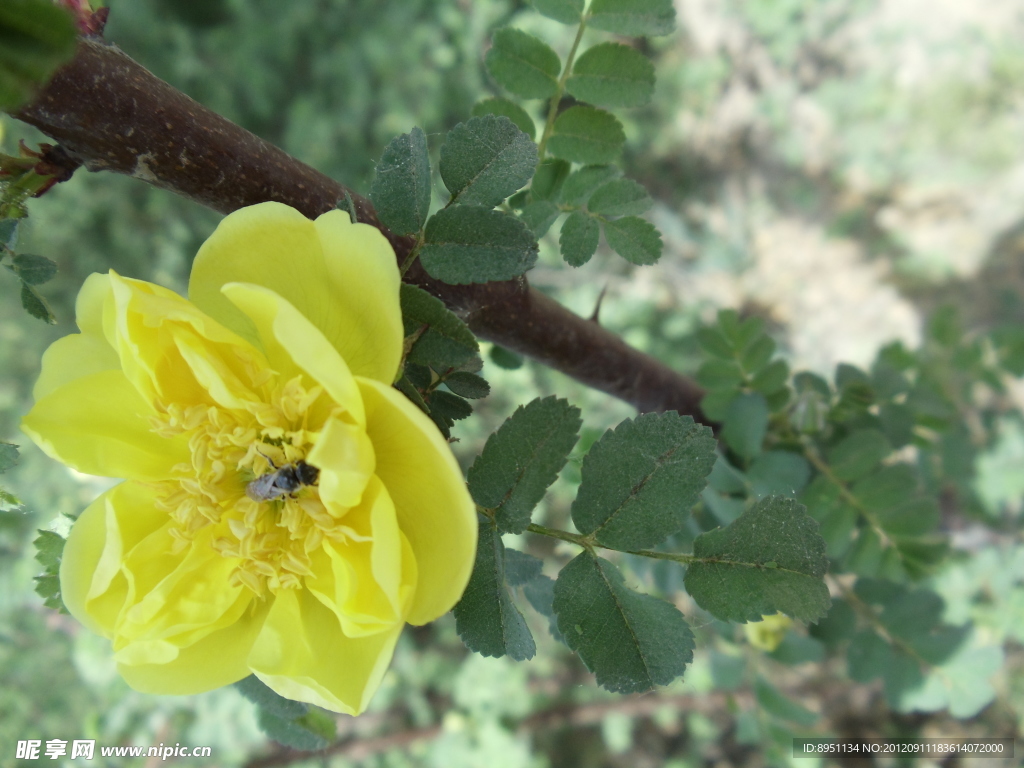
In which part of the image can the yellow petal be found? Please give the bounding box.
[305,476,405,635]
[220,282,366,426]
[117,525,251,650]
[60,482,167,637]
[117,599,271,696]
[248,588,403,715]
[105,272,263,409]
[313,210,403,384]
[189,202,403,383]
[22,369,189,480]
[357,378,476,625]
[305,413,375,509]
[74,271,115,337]
[32,332,120,401]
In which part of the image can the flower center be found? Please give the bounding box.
[150,374,354,597]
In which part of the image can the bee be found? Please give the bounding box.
[246,456,320,502]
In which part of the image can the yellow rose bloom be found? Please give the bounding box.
[21,202,477,715]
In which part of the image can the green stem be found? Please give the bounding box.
[802,442,893,548]
[399,237,422,277]
[536,17,588,160]
[526,523,698,565]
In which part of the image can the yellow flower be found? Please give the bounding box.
[21,202,477,715]
[743,613,793,652]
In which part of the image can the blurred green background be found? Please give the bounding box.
[2,0,1023,765]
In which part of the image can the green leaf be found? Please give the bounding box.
[587,178,652,217]
[827,429,891,482]
[443,371,490,399]
[369,127,431,236]
[588,0,677,37]
[571,411,716,550]
[485,27,561,99]
[754,677,818,727]
[553,551,694,693]
[33,529,66,611]
[720,392,768,459]
[440,115,538,207]
[400,284,480,370]
[34,573,62,610]
[0,441,18,473]
[235,676,308,720]
[519,200,560,237]
[740,335,775,373]
[0,0,78,111]
[531,0,584,24]
[684,496,831,623]
[750,359,789,395]
[472,97,536,140]
[523,574,565,643]
[696,359,743,390]
[559,165,620,206]
[851,465,938,538]
[489,344,524,370]
[700,387,741,422]
[468,396,582,534]
[747,451,810,498]
[421,206,538,284]
[453,515,536,660]
[548,106,626,164]
[602,216,662,265]
[559,210,600,266]
[256,709,334,751]
[33,529,65,571]
[503,548,544,586]
[566,42,655,108]
[0,218,19,250]
[530,158,571,201]
[0,486,21,509]
[428,390,473,426]
[20,281,56,324]
[696,326,734,359]
[9,252,56,285]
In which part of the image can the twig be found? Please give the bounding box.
[12,38,710,420]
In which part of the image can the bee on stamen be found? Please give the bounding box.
[246,454,320,502]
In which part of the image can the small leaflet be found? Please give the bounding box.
[553,551,694,693]
[571,411,716,550]
[440,115,538,208]
[369,127,431,236]
[453,515,536,661]
[683,496,831,623]
[468,396,582,534]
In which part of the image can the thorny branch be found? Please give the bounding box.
[12,39,710,421]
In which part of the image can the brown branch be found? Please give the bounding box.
[12,38,710,420]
